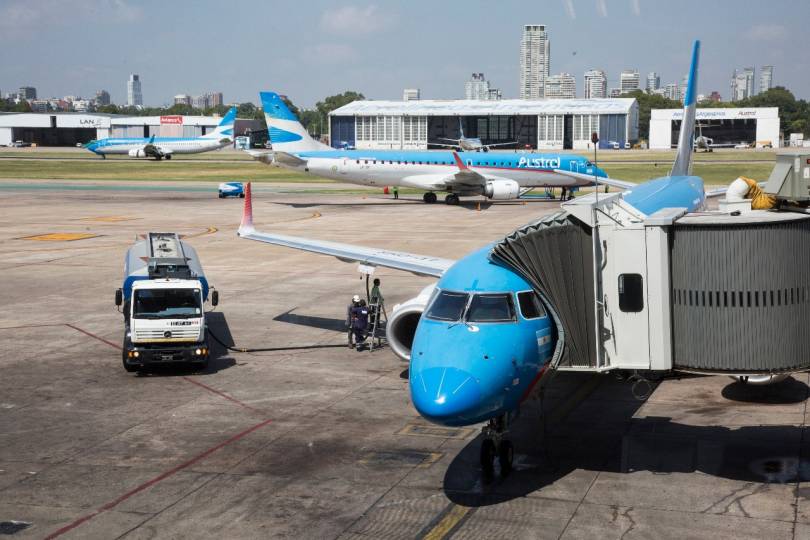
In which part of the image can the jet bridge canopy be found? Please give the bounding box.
[491,212,596,370]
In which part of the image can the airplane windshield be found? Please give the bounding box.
[466,294,515,323]
[425,291,469,321]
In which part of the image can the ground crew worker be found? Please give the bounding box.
[350,299,370,350]
[346,294,360,348]
[392,185,399,199]
[370,278,384,327]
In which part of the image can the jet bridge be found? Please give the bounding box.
[492,191,810,376]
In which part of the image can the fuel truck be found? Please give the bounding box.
[115,232,218,372]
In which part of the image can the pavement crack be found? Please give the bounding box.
[618,506,637,540]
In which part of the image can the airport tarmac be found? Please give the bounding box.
[1,181,809,539]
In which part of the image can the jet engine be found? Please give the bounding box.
[128,148,148,158]
[386,284,436,361]
[484,179,520,200]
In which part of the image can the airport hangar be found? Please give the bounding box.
[649,107,780,149]
[0,112,251,146]
[328,98,639,151]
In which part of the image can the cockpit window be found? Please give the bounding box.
[425,291,469,321]
[467,294,515,323]
[517,291,546,319]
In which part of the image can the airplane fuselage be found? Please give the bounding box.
[86,137,229,156]
[278,150,606,194]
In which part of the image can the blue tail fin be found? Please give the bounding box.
[259,91,330,152]
[217,106,237,127]
[670,40,700,177]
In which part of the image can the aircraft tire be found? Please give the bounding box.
[165,155,172,160]
[445,194,460,205]
[498,440,514,475]
[423,192,437,204]
[480,439,496,474]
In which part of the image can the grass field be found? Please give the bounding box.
[0,149,777,185]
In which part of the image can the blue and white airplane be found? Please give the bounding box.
[84,107,237,160]
[249,92,614,204]
[431,117,518,152]
[239,41,717,474]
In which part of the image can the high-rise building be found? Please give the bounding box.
[18,86,37,100]
[609,88,622,98]
[680,75,688,101]
[403,88,420,101]
[619,70,640,93]
[708,91,721,102]
[210,92,224,107]
[646,72,660,92]
[759,65,773,94]
[174,94,191,106]
[519,24,550,99]
[544,73,575,99]
[731,67,755,101]
[583,69,607,98]
[664,83,680,101]
[94,90,110,106]
[464,73,501,100]
[127,74,142,107]
[192,95,209,109]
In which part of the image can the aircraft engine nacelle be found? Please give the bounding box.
[484,179,520,200]
[128,148,148,158]
[386,283,436,362]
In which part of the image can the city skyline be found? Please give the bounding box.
[0,1,805,107]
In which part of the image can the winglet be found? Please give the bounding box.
[238,182,254,235]
[451,151,468,171]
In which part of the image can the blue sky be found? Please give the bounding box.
[0,0,806,107]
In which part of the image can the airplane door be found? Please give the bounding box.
[339,158,349,175]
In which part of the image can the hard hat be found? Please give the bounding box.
[352,295,361,303]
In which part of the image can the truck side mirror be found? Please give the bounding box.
[115,288,122,306]
[211,290,219,306]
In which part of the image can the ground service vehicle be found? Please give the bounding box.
[115,232,218,372]
[218,182,245,198]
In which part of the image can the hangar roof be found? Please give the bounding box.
[0,113,221,128]
[330,98,637,117]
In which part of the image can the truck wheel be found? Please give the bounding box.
[239,193,245,198]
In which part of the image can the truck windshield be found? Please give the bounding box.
[133,289,201,319]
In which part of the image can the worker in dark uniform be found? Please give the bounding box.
[350,299,370,350]
[369,278,384,328]
[346,294,360,348]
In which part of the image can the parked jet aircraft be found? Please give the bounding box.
[84,107,236,160]
[248,92,612,205]
[430,117,517,152]
[239,42,733,475]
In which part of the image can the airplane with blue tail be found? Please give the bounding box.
[84,107,237,160]
[238,41,727,474]
[248,92,621,204]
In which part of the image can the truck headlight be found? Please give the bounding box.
[133,351,139,358]
[195,348,202,355]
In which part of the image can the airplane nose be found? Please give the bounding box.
[410,366,481,424]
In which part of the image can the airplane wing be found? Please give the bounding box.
[244,149,306,166]
[436,138,461,144]
[483,141,519,148]
[552,169,637,191]
[237,183,454,278]
[429,141,462,149]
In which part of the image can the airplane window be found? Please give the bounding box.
[517,291,546,319]
[364,160,368,164]
[425,291,469,321]
[356,160,360,164]
[467,294,515,323]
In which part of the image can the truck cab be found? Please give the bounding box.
[116,233,218,373]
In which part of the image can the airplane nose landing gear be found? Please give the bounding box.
[480,414,514,476]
